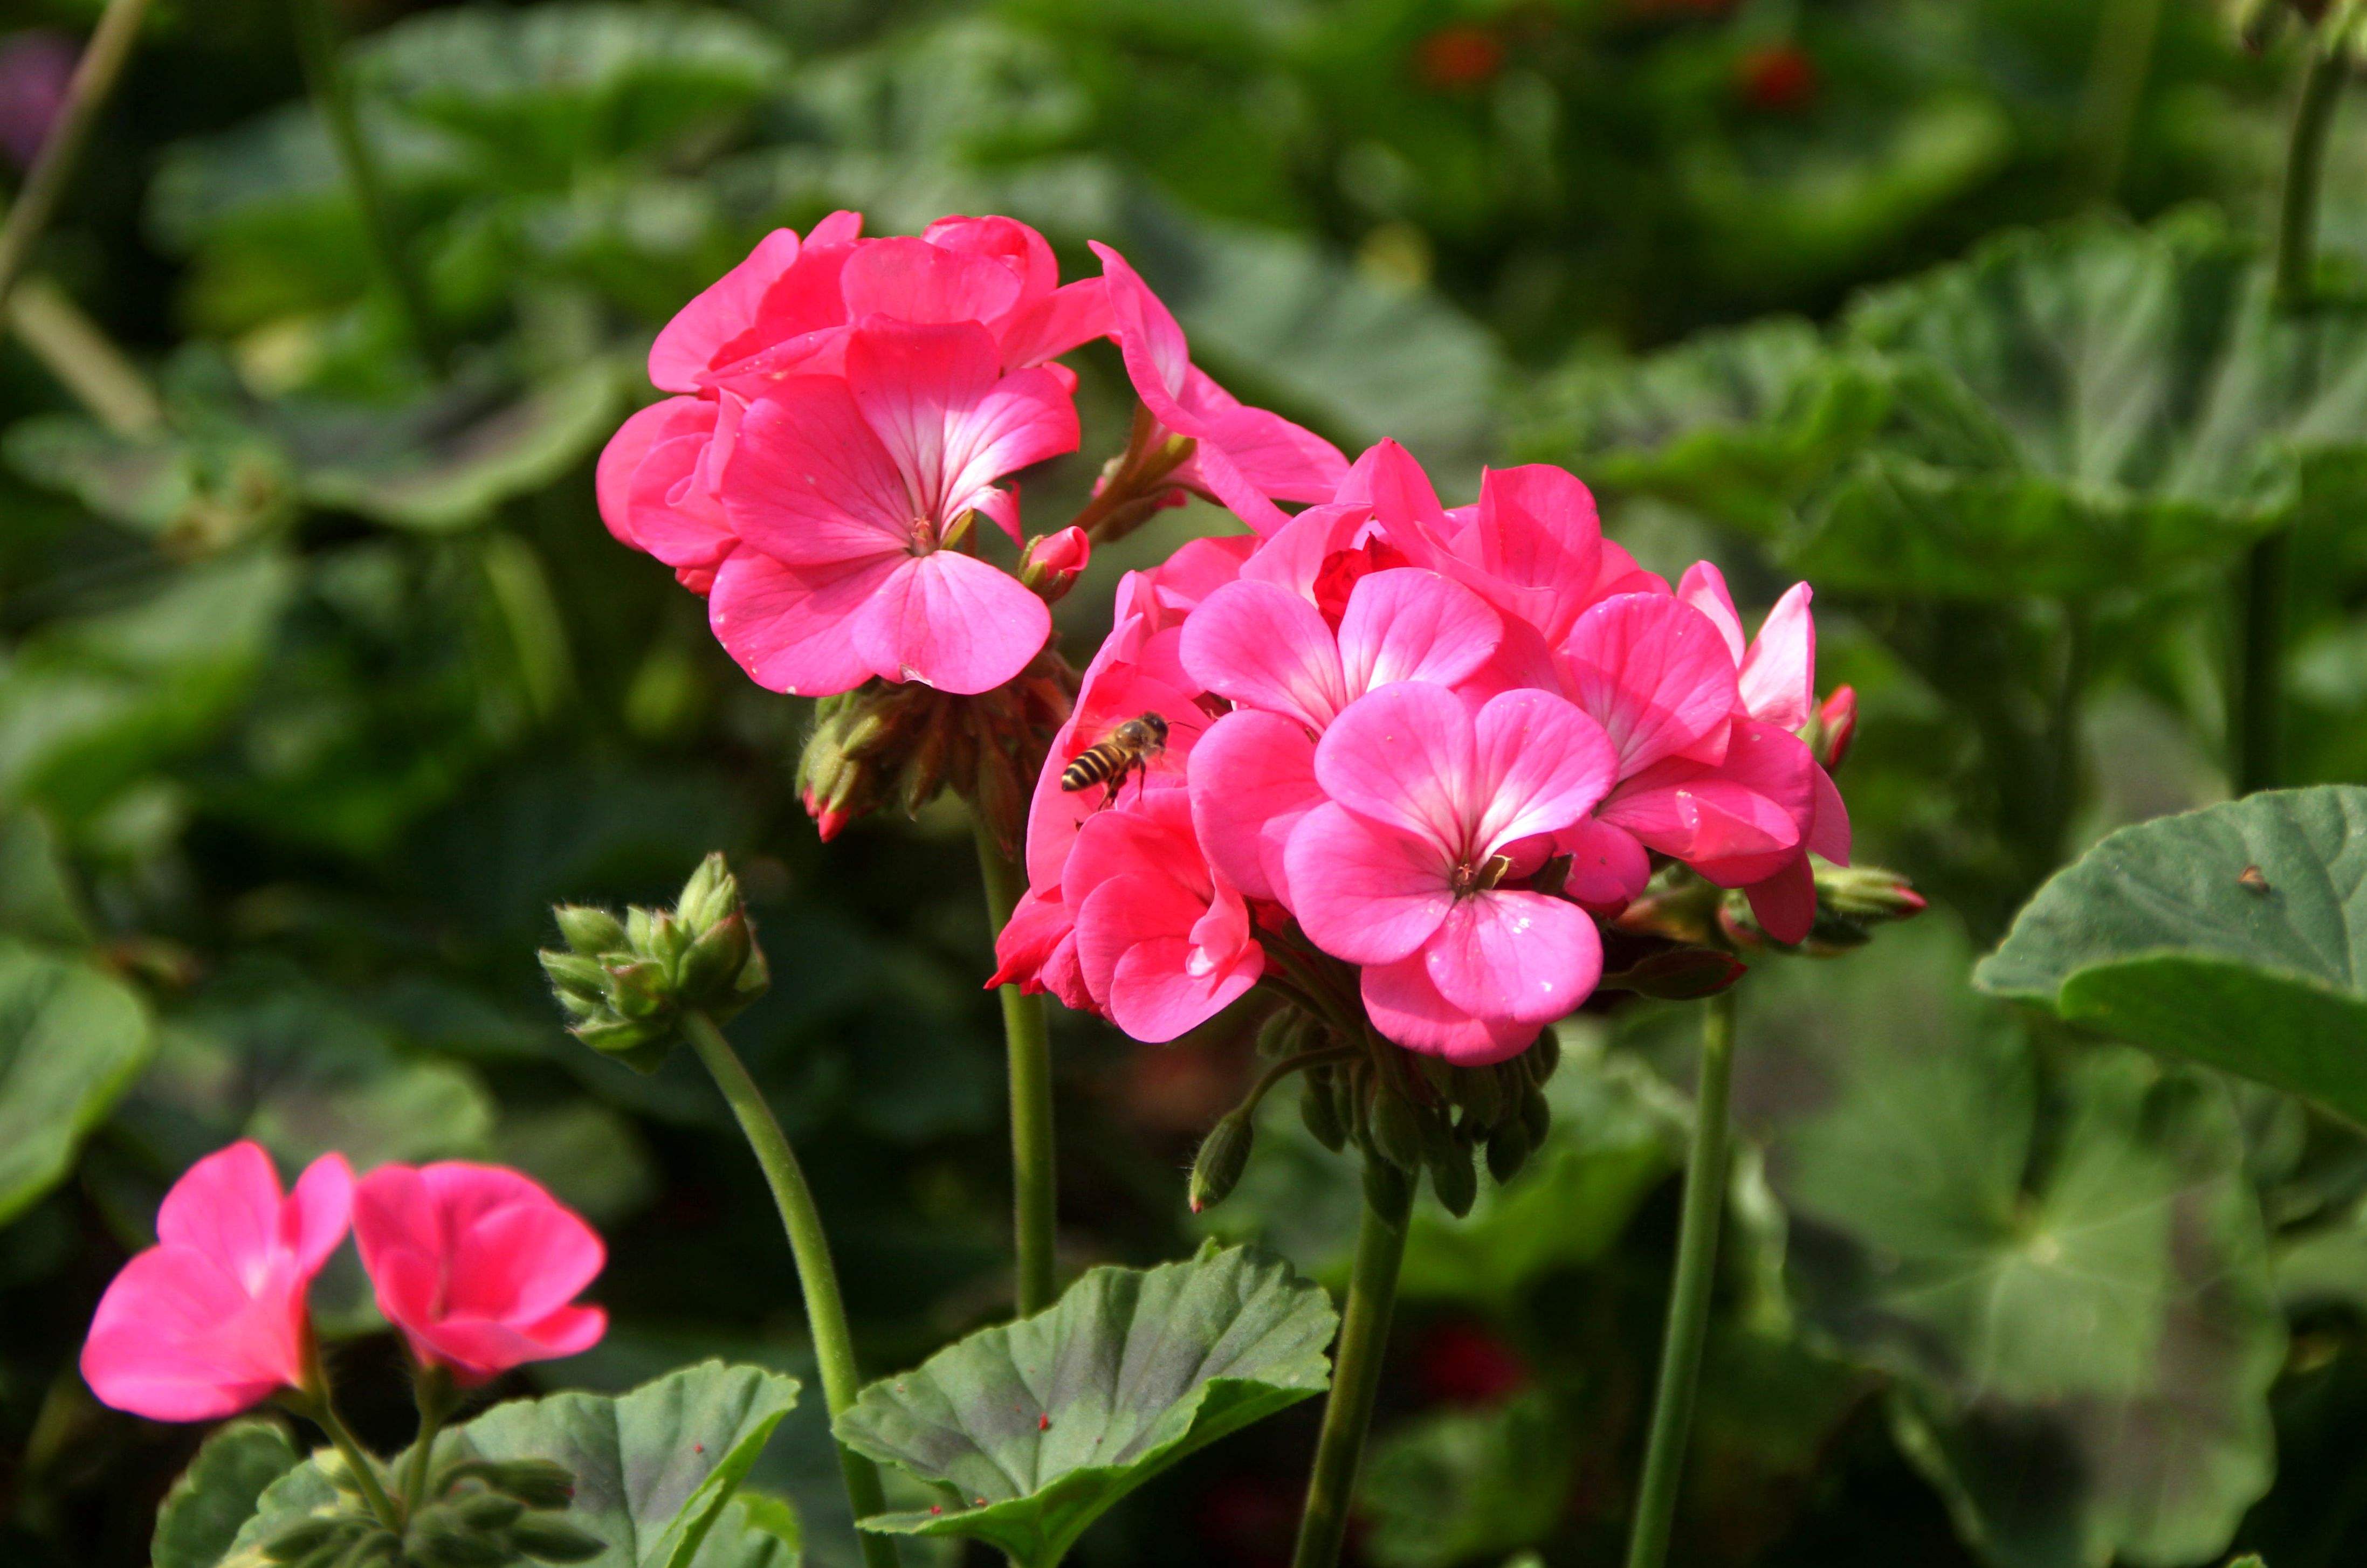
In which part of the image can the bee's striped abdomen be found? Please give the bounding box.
[1061,744,1121,792]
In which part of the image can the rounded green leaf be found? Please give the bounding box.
[226,1362,799,1568]
[0,938,155,1225]
[1977,786,2367,1125]
[1740,921,2281,1568]
[834,1244,1337,1568]
[152,1418,301,1568]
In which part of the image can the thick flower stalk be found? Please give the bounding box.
[989,434,1917,1568]
[80,1142,608,1566]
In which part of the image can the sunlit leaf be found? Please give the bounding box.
[1740,920,2281,1568]
[230,1362,800,1568]
[1977,786,2367,1127]
[151,1419,300,1568]
[836,1243,1335,1568]
[0,938,155,1225]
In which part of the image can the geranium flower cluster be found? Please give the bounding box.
[81,1142,605,1422]
[993,441,1851,1064]
[597,213,1346,701]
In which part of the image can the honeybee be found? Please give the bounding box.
[1061,712,1169,806]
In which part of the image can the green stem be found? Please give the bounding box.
[2236,36,2351,796]
[6,275,163,434]
[2071,0,2165,205]
[1624,989,1738,1568]
[288,1339,402,1534]
[973,816,1059,1317]
[399,1365,455,1520]
[288,0,448,372]
[1288,1167,1414,1568]
[680,1010,899,1568]
[0,0,154,316]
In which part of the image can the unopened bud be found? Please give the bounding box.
[1300,1069,1348,1152]
[508,1515,607,1563]
[1362,1150,1411,1220]
[454,1494,524,1532]
[1428,1142,1478,1218]
[1367,1085,1426,1173]
[541,856,769,1069]
[1189,1111,1255,1213]
[678,910,752,999]
[1019,527,1091,601]
[1602,947,1747,1001]
[553,905,626,957]
[676,853,738,932]
[1814,862,1925,921]
[264,1518,352,1562]
[538,950,608,1001]
[1485,1120,1533,1185]
[1807,686,1856,772]
[1518,1082,1550,1145]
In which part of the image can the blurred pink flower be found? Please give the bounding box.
[1092,242,1349,535]
[353,1163,605,1383]
[81,1143,353,1421]
[710,318,1076,695]
[0,32,75,172]
[1286,683,1618,1062]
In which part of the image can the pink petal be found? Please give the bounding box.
[1451,465,1605,643]
[1675,562,1746,664]
[442,1198,604,1324]
[1558,817,1652,908]
[1360,956,1539,1065]
[708,549,895,697]
[721,378,912,565]
[608,398,735,570]
[1336,569,1502,698]
[1422,890,1600,1024]
[1739,583,1815,730]
[285,1153,355,1277]
[841,236,1024,327]
[851,551,1051,694]
[998,279,1114,369]
[923,216,1058,306]
[597,396,689,550]
[1313,682,1475,851]
[650,229,804,392]
[155,1142,283,1285]
[990,885,1076,991]
[1188,399,1348,506]
[1110,938,1261,1042]
[1284,801,1455,965]
[1180,580,1347,730]
[1188,709,1323,906]
[846,322,1078,527]
[1076,872,1207,1009]
[1746,855,1818,945]
[1561,593,1739,775]
[1341,440,1449,532]
[1090,241,1190,399]
[1469,689,1619,853]
[82,1248,296,1421]
[1807,762,1850,864]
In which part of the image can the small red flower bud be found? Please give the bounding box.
[1815,686,1857,772]
[1737,44,1820,114]
[1415,25,1504,91]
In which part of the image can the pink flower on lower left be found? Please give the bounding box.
[81,1142,354,1421]
[353,1163,607,1384]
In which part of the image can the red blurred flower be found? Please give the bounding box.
[1737,44,1820,114]
[1414,1317,1533,1406]
[1416,25,1504,91]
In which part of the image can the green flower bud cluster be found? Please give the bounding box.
[796,653,1076,856]
[270,1458,598,1567]
[1188,1004,1558,1221]
[1615,859,1922,960]
[540,854,769,1073]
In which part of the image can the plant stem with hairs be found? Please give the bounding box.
[681,1010,899,1568]
[974,817,1060,1316]
[1288,1160,1414,1568]
[1624,989,1739,1568]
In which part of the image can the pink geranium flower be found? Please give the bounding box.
[710,318,1078,696]
[1092,243,1349,535]
[352,1163,606,1383]
[81,1142,353,1422]
[1285,683,1618,1062]
[1064,791,1263,1041]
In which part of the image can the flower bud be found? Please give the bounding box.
[1362,1150,1412,1220]
[264,1518,355,1562]
[1602,947,1747,1001]
[1518,1081,1551,1146]
[454,1494,524,1532]
[552,905,627,957]
[1485,1119,1532,1185]
[1428,1142,1478,1218]
[1367,1083,1426,1173]
[507,1515,607,1563]
[1300,1068,1348,1152]
[539,855,772,1072]
[1188,1110,1255,1213]
[1805,686,1856,773]
[1019,527,1091,602]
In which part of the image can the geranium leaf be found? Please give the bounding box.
[1358,1392,1571,1568]
[0,938,155,1225]
[1740,920,2280,1568]
[226,1362,800,1568]
[1977,786,2367,1126]
[834,1243,1336,1568]
[152,1419,300,1568]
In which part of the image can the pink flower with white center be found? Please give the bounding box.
[352,1163,606,1384]
[1183,567,1503,906]
[1063,791,1263,1041]
[81,1143,353,1422]
[1092,243,1350,535]
[1284,683,1618,1062]
[710,318,1077,696]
